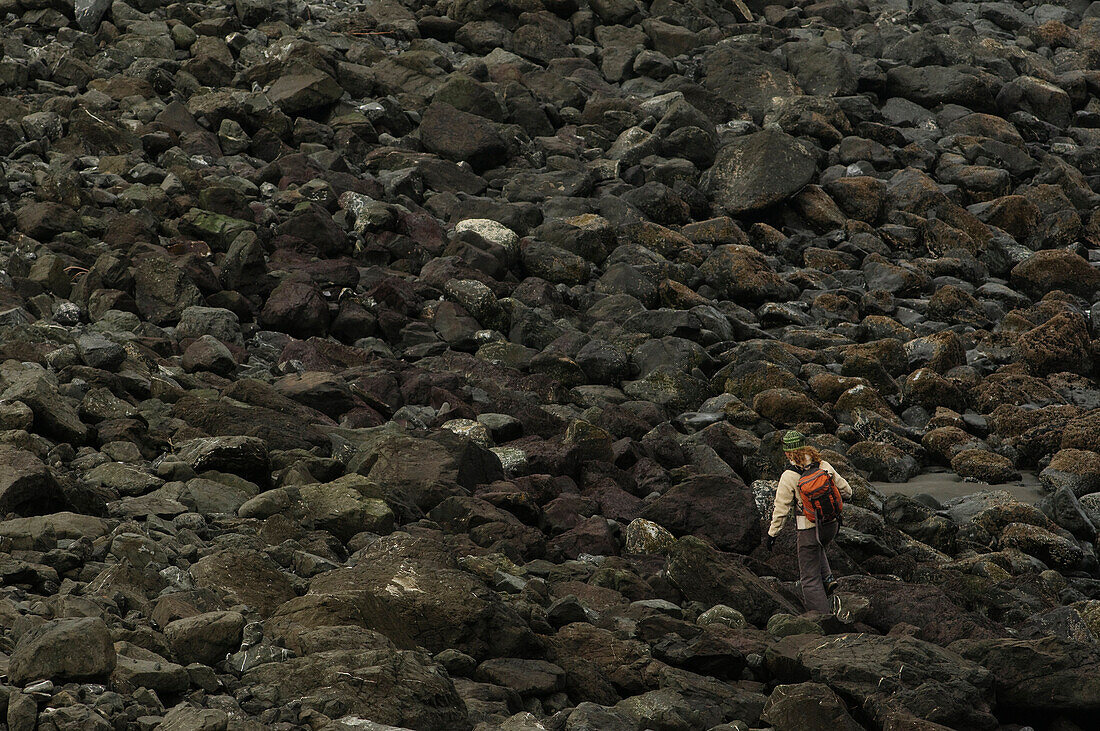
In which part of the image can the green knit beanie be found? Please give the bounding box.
[782,430,806,452]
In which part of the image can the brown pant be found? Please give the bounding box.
[797,520,839,613]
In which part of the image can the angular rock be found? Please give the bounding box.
[165,611,246,666]
[666,536,797,626]
[762,682,863,731]
[190,549,295,617]
[639,474,760,553]
[9,618,116,685]
[0,445,68,516]
[706,130,817,215]
[419,102,507,172]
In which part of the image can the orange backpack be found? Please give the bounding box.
[796,463,843,524]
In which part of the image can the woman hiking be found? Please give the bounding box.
[765,430,852,614]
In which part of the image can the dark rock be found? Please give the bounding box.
[698,244,798,304]
[133,257,203,326]
[839,576,1003,646]
[243,647,472,730]
[190,549,295,618]
[0,445,68,515]
[165,611,245,667]
[297,535,535,659]
[75,0,112,32]
[847,441,921,482]
[771,633,998,729]
[419,102,508,172]
[174,436,270,486]
[261,274,330,338]
[705,130,817,215]
[15,202,81,241]
[267,69,344,115]
[171,394,330,452]
[951,636,1100,713]
[761,681,863,731]
[1041,449,1100,497]
[111,642,189,696]
[1037,486,1097,542]
[1011,250,1100,300]
[1016,311,1094,376]
[996,76,1073,129]
[665,536,798,626]
[9,618,116,685]
[182,335,237,376]
[475,658,565,696]
[886,65,997,112]
[950,449,1018,484]
[640,474,760,554]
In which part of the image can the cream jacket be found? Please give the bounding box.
[768,460,852,537]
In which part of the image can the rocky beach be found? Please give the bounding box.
[0,0,1099,728]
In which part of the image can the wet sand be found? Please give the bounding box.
[872,470,1045,505]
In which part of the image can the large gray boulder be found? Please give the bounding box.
[665,536,799,625]
[9,618,117,684]
[769,633,997,729]
[292,534,536,660]
[74,0,113,32]
[242,648,471,730]
[705,130,816,215]
[0,445,69,515]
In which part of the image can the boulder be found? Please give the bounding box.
[996,76,1072,128]
[0,512,108,550]
[1041,449,1100,496]
[261,275,330,338]
[475,658,565,696]
[1037,486,1097,541]
[1000,522,1093,572]
[267,69,343,115]
[182,335,237,376]
[343,427,505,511]
[1010,250,1100,300]
[296,534,535,659]
[299,478,395,541]
[639,474,760,553]
[155,705,229,731]
[706,130,817,215]
[623,518,676,555]
[665,536,798,626]
[0,445,69,515]
[847,441,921,482]
[951,636,1100,712]
[165,611,246,666]
[698,245,798,304]
[190,549,295,617]
[838,576,1002,646]
[75,0,112,31]
[111,642,190,696]
[769,633,997,729]
[762,682,863,731]
[419,102,508,172]
[243,647,471,730]
[133,257,203,325]
[9,618,116,684]
[1015,311,1093,376]
[950,449,1018,484]
[174,436,271,487]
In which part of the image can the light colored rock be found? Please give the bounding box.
[624,518,676,555]
[454,219,519,252]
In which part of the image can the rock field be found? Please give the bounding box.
[0,0,1099,727]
